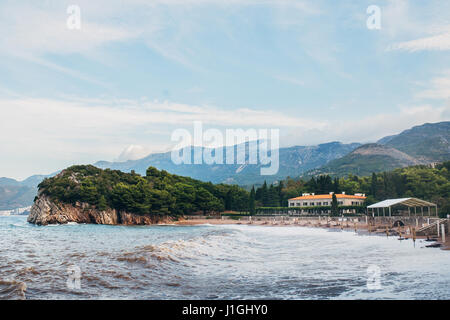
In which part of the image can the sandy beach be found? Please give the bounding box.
[174,216,450,250]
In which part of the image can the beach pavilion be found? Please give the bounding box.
[367,198,438,217]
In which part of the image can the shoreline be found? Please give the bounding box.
[7,214,450,250]
[174,217,450,250]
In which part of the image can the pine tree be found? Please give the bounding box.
[370,173,378,199]
[249,186,256,215]
[268,184,279,207]
[225,190,232,210]
[277,181,284,206]
[98,195,108,211]
[333,178,340,193]
[307,177,318,194]
[383,172,397,198]
[261,181,268,206]
[331,193,339,216]
[324,175,333,193]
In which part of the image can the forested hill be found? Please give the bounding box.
[303,143,422,177]
[379,121,450,162]
[37,165,250,216]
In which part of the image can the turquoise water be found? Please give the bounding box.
[0,215,449,300]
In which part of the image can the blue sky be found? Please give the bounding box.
[1,0,449,179]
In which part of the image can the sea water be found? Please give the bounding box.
[0,215,449,300]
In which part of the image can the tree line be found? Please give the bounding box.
[251,161,450,217]
[39,161,450,217]
[38,165,249,216]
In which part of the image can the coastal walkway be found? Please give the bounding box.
[416,218,448,236]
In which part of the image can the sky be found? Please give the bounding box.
[1,0,450,180]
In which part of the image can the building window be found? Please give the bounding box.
[310,202,315,206]
[317,202,322,206]
[323,202,328,205]
[303,202,308,206]
[338,201,343,205]
[296,203,300,207]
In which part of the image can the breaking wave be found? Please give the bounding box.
[0,280,27,300]
[1,216,450,299]
[115,228,247,269]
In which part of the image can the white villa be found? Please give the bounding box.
[288,192,366,214]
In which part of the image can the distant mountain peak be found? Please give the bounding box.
[378,121,450,162]
[303,142,425,178]
[94,141,361,185]
[351,143,422,164]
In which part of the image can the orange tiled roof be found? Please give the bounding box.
[288,194,366,201]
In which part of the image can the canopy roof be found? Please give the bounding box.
[367,198,436,209]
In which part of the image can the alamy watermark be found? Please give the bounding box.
[66,265,81,290]
[366,5,381,30]
[171,121,279,176]
[67,5,81,30]
[366,265,382,290]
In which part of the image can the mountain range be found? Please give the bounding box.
[303,121,449,177]
[0,174,53,210]
[1,121,449,210]
[379,121,450,162]
[303,143,422,177]
[95,141,361,185]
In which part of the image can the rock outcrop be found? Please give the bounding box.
[27,193,174,226]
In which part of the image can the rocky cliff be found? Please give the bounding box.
[27,193,174,226]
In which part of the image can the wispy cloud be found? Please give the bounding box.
[388,30,450,52]
[116,145,155,161]
[0,95,324,177]
[274,75,305,87]
[0,0,319,67]
[281,104,450,147]
[415,70,450,100]
[383,0,450,52]
[15,54,111,88]
[1,0,449,179]
[2,95,448,177]
[0,97,324,131]
[0,4,135,56]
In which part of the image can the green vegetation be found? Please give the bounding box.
[38,161,450,218]
[314,153,407,177]
[382,121,450,162]
[38,165,250,216]
[304,144,419,178]
[249,186,256,216]
[255,180,286,207]
[331,193,338,216]
[253,161,450,217]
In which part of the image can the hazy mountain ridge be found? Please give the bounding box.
[94,141,361,185]
[304,143,424,177]
[1,121,449,210]
[0,185,36,211]
[0,173,56,210]
[0,174,52,188]
[378,121,450,162]
[302,121,450,178]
